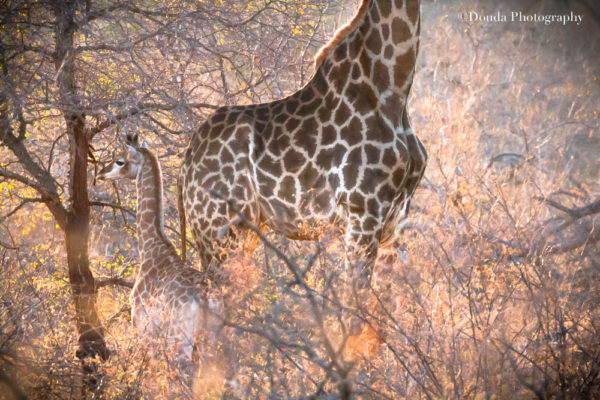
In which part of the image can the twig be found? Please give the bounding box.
[211,191,353,393]
[0,197,45,223]
[96,277,134,290]
[90,200,135,217]
[535,196,600,219]
[486,152,524,171]
[90,200,195,248]
[87,101,219,138]
[545,226,600,256]
[0,240,19,250]
[106,303,131,327]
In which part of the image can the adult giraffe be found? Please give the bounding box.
[180,0,426,287]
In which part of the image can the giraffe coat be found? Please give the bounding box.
[99,141,222,363]
[181,0,427,278]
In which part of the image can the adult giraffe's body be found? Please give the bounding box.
[181,0,426,283]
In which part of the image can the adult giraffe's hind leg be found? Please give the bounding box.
[344,111,427,360]
[341,211,392,359]
[341,213,381,336]
[343,213,381,290]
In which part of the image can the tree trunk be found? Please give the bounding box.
[53,1,109,361]
[65,113,109,360]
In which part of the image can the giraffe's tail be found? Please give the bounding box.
[177,173,187,263]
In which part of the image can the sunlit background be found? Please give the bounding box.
[1,0,598,398]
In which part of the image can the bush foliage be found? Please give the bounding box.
[1,0,599,398]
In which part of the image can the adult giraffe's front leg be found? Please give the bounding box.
[185,178,260,278]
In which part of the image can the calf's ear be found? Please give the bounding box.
[125,133,140,147]
[125,143,137,158]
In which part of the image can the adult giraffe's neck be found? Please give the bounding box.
[315,0,420,127]
[135,150,178,262]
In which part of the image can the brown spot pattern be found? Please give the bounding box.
[181,0,426,287]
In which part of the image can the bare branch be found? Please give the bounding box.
[0,95,66,228]
[485,153,524,172]
[536,196,600,219]
[90,200,135,217]
[105,303,132,328]
[219,0,276,28]
[0,169,44,194]
[0,197,45,223]
[96,277,134,290]
[90,200,194,247]
[0,240,19,250]
[546,226,600,256]
[0,43,54,59]
[87,101,218,138]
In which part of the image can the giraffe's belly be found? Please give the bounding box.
[255,184,341,240]
[253,155,408,240]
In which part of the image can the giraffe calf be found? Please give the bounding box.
[98,134,227,391]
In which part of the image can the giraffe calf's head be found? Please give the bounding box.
[98,134,146,181]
